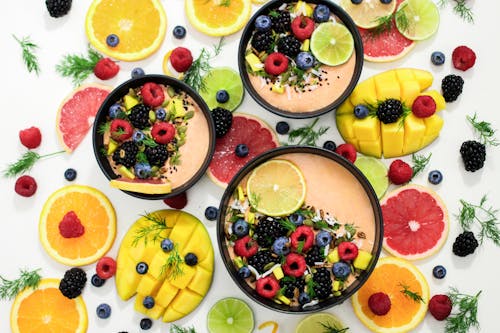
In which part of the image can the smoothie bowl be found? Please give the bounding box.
[238,0,363,118]
[92,75,215,200]
[217,146,383,313]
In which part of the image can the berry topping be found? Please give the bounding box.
[59,267,87,299]
[106,34,119,47]
[452,231,478,257]
[441,74,464,102]
[272,236,290,256]
[136,262,148,274]
[350,0,362,3]
[368,292,391,315]
[431,51,445,65]
[145,145,168,166]
[460,140,485,172]
[131,67,145,78]
[251,30,273,52]
[313,4,331,22]
[428,294,452,321]
[298,292,311,305]
[322,140,336,151]
[141,82,165,107]
[271,10,291,33]
[380,0,392,4]
[163,192,188,209]
[91,273,105,287]
[142,296,155,309]
[277,35,302,58]
[109,119,134,141]
[337,241,358,261]
[216,89,230,103]
[235,144,249,157]
[140,318,153,330]
[94,58,119,80]
[353,104,369,119]
[312,267,332,299]
[232,219,250,238]
[296,52,315,70]
[204,206,218,221]
[428,170,443,185]
[335,143,357,163]
[377,98,404,124]
[255,15,272,31]
[238,266,251,279]
[46,0,72,18]
[306,245,324,266]
[412,95,436,118]
[291,16,315,41]
[184,253,198,266]
[315,230,332,247]
[255,276,280,299]
[58,211,85,238]
[170,47,193,72]
[290,225,315,252]
[109,103,122,118]
[282,253,307,278]
[234,235,259,258]
[289,213,304,226]
[19,126,42,149]
[64,168,77,181]
[332,262,351,279]
[212,107,233,138]
[248,250,276,273]
[14,175,37,197]
[151,122,175,144]
[133,130,146,143]
[112,141,139,168]
[388,159,413,185]
[161,238,174,252]
[432,265,447,279]
[264,52,289,76]
[276,121,290,135]
[96,256,117,280]
[155,108,167,121]
[173,25,187,39]
[452,45,476,71]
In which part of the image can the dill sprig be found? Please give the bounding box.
[438,0,474,23]
[411,153,432,179]
[368,4,408,38]
[160,243,184,280]
[466,113,499,147]
[132,212,172,247]
[320,322,349,333]
[394,4,410,32]
[56,46,103,86]
[3,150,65,178]
[456,195,500,245]
[0,268,41,300]
[279,218,297,232]
[286,118,329,146]
[13,35,40,75]
[170,324,197,333]
[446,287,481,333]
[399,283,425,303]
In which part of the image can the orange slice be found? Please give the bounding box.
[39,185,116,266]
[85,0,167,61]
[10,278,88,333]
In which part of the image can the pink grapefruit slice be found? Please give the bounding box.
[380,184,449,260]
[207,113,279,187]
[56,84,111,152]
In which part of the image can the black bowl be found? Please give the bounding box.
[92,74,216,200]
[217,146,383,313]
[238,0,363,118]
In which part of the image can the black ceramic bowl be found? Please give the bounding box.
[238,0,363,119]
[92,74,216,200]
[217,146,383,313]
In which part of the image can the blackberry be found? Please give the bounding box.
[277,36,301,58]
[112,141,139,168]
[306,245,325,266]
[128,104,151,130]
[248,250,276,273]
[211,107,233,138]
[441,74,464,102]
[376,98,404,124]
[460,140,486,172]
[59,267,87,299]
[45,0,72,18]
[452,231,479,257]
[254,218,287,247]
[271,10,291,33]
[145,145,169,166]
[280,278,304,298]
[312,267,332,299]
[251,30,273,53]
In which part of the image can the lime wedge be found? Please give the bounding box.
[207,298,254,333]
[354,156,389,199]
[310,22,354,66]
[199,67,244,112]
[395,0,439,41]
[296,312,348,333]
[339,0,396,29]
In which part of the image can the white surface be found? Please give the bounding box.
[1,0,499,332]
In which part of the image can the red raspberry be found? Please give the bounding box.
[141,82,165,107]
[109,119,133,141]
[163,192,188,209]
[14,175,38,197]
[93,58,120,80]
[170,47,193,72]
[368,292,391,315]
[264,52,289,76]
[233,235,259,258]
[428,294,452,321]
[96,256,117,280]
[58,211,85,238]
[255,275,280,299]
[19,126,42,149]
[290,225,314,253]
[388,159,413,185]
[282,253,307,278]
[151,122,176,144]
[337,241,358,261]
[291,16,315,41]
[452,45,476,71]
[412,95,436,118]
[335,143,357,163]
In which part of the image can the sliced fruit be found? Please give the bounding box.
[56,84,111,152]
[396,0,439,41]
[340,0,396,29]
[310,22,354,66]
[199,67,244,111]
[39,185,116,266]
[85,0,167,61]
[380,185,448,260]
[10,278,88,333]
[354,156,389,199]
[109,178,172,195]
[207,297,254,333]
[295,312,347,333]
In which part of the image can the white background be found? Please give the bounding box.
[1,0,499,332]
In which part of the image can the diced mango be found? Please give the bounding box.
[148,252,168,278]
[336,99,354,115]
[353,250,373,270]
[124,95,139,110]
[394,68,416,82]
[199,242,214,271]
[420,90,446,111]
[277,295,291,305]
[293,0,313,16]
[182,224,212,261]
[169,216,198,246]
[273,266,284,280]
[245,53,263,72]
[374,70,400,100]
[403,113,426,154]
[189,267,213,295]
[233,256,244,269]
[358,139,382,158]
[350,78,376,106]
[411,69,433,90]
[301,38,310,51]
[332,280,343,292]
[399,80,421,106]
[107,139,118,155]
[137,274,163,296]
[336,113,356,140]
[170,289,203,314]
[326,248,339,263]
[134,295,165,319]
[237,186,245,201]
[173,98,186,118]
[381,122,404,158]
[424,114,444,136]
[353,117,380,141]
[169,264,196,290]
[272,83,285,94]
[115,257,141,300]
[155,281,179,308]
[163,306,185,323]
[118,165,135,179]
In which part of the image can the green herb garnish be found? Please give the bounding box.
[297,240,305,253]
[56,46,103,86]
[3,150,65,178]
[394,4,410,32]
[446,287,481,333]
[279,218,297,232]
[0,268,41,300]
[466,113,499,146]
[132,212,172,247]
[368,4,408,38]
[219,0,231,6]
[320,322,349,333]
[160,243,184,280]
[411,152,432,179]
[13,35,40,75]
[344,223,357,239]
[170,324,197,333]
[456,195,500,245]
[399,283,424,303]
[306,277,317,298]
[286,118,329,146]
[170,152,182,166]
[438,0,474,23]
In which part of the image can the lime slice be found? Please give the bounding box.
[199,67,244,112]
[207,297,254,333]
[340,0,396,29]
[395,0,439,41]
[296,312,348,333]
[310,22,354,67]
[246,159,307,217]
[354,156,389,199]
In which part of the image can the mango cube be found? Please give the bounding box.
[124,95,139,110]
[136,274,162,296]
[273,266,284,280]
[353,250,373,270]
[403,113,426,154]
[170,289,202,314]
[353,117,380,141]
[169,264,196,290]
[189,267,213,295]
[381,122,404,158]
[277,295,291,305]
[327,248,339,263]
[163,307,185,323]
[245,53,263,72]
[155,281,179,308]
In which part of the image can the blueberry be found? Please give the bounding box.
[298,292,311,305]
[379,0,392,4]
[232,219,249,238]
[156,108,167,121]
[143,296,155,309]
[432,265,446,279]
[332,262,351,279]
[238,266,251,279]
[289,213,304,226]
[428,170,443,185]
[276,121,290,135]
[313,4,330,22]
[133,130,146,142]
[140,318,153,330]
[350,0,362,3]
[173,25,186,39]
[106,34,119,47]
[272,236,290,256]
[185,253,198,266]
[216,89,230,103]
[91,273,106,287]
[161,238,174,252]
[235,144,249,157]
[131,67,145,79]
[134,163,151,179]
[96,303,111,319]
[255,15,272,31]
[296,52,315,70]
[354,104,369,119]
[109,103,122,118]
[322,140,336,151]
[64,168,77,181]
[136,262,148,275]
[204,206,218,221]
[431,51,445,65]
[315,230,332,247]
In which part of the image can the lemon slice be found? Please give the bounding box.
[340,0,396,29]
[396,0,440,41]
[310,22,354,67]
[246,159,306,217]
[199,67,244,111]
[354,156,389,199]
[295,313,347,333]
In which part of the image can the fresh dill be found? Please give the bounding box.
[13,35,40,75]
[394,4,410,33]
[98,122,111,135]
[438,0,474,23]
[0,268,41,300]
[466,113,499,147]
[344,223,357,240]
[170,324,197,333]
[3,150,65,178]
[132,212,172,247]
[320,322,349,333]
[297,240,305,253]
[411,153,432,179]
[279,218,297,232]
[286,118,329,146]
[399,283,425,303]
[160,243,184,280]
[306,277,317,298]
[456,195,500,245]
[368,4,408,38]
[219,0,231,6]
[446,287,481,333]
[56,46,103,86]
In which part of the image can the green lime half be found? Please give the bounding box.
[395,0,440,41]
[310,22,354,66]
[354,156,389,199]
[199,67,244,112]
[207,297,254,333]
[296,313,348,333]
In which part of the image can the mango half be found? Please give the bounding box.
[335,68,446,158]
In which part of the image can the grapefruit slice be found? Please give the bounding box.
[380,184,448,260]
[56,84,111,152]
[207,113,279,187]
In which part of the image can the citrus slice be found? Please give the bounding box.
[395,0,439,41]
[295,313,347,333]
[246,159,307,217]
[340,0,397,29]
[85,0,167,61]
[380,185,449,260]
[10,278,88,333]
[56,84,111,153]
[199,67,244,111]
[185,0,252,36]
[39,185,117,266]
[207,297,254,333]
[354,156,389,199]
[352,256,430,333]
[310,22,354,66]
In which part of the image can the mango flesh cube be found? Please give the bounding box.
[327,248,339,263]
[273,266,284,280]
[336,99,354,115]
[381,122,404,158]
[134,294,165,319]
[403,114,426,154]
[170,289,203,314]
[163,307,185,323]
[353,117,380,141]
[412,69,433,90]
[189,267,213,295]
[424,114,444,136]
[350,77,376,106]
[181,224,211,261]
[336,113,356,140]
[124,95,139,110]
[353,250,373,270]
[169,264,196,290]
[399,80,421,106]
[116,256,141,300]
[136,274,163,296]
[374,70,400,100]
[394,68,416,82]
[358,139,382,158]
[155,281,179,308]
[169,216,197,246]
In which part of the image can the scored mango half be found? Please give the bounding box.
[335,68,446,158]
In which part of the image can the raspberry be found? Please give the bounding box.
[170,47,193,72]
[109,119,133,141]
[255,276,280,299]
[291,16,315,41]
[141,82,165,107]
[412,95,436,118]
[96,256,117,280]
[19,126,42,149]
[58,211,85,238]
[264,52,289,76]
[337,241,358,261]
[335,143,357,163]
[14,175,37,197]
[282,253,307,278]
[368,292,391,315]
[290,225,314,253]
[151,122,176,144]
[388,159,413,185]
[233,236,259,258]
[163,192,188,209]
[93,58,120,80]
[428,294,452,321]
[452,45,476,71]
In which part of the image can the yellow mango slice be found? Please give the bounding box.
[116,256,141,300]
[336,98,354,115]
[169,264,196,290]
[134,294,165,319]
[374,70,400,100]
[169,216,198,246]
[170,289,203,314]
[189,267,213,295]
[412,69,433,90]
[424,114,444,136]
[353,117,380,141]
[136,274,163,296]
[400,80,421,106]
[350,77,377,106]
[358,139,382,158]
[155,281,179,308]
[403,114,426,154]
[336,113,356,140]
[381,122,404,158]
[181,224,212,261]
[163,307,185,323]
[394,68,416,82]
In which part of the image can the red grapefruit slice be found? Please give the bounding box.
[380,184,449,260]
[56,84,111,152]
[207,113,279,187]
